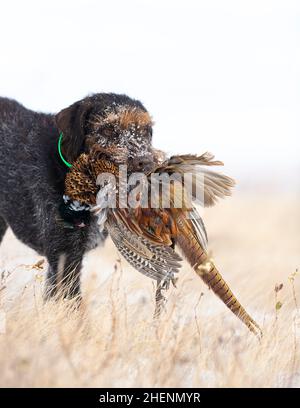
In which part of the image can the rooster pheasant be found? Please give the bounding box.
[64,145,261,336]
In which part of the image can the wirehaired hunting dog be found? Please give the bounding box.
[0,93,155,299]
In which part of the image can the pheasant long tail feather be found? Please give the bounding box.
[175,214,262,337]
[197,260,261,336]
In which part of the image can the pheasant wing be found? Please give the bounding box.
[151,152,235,207]
[107,211,182,282]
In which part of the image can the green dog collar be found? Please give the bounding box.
[58,132,72,168]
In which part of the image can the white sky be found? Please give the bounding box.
[0,0,299,190]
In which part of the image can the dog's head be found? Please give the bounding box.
[56,93,156,172]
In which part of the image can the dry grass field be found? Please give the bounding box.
[0,194,299,387]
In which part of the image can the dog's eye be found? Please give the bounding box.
[101,127,113,138]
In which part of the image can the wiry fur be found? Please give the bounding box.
[90,106,153,131]
[0,93,154,299]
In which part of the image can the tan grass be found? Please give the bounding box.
[0,194,299,387]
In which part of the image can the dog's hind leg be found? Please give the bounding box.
[0,216,8,245]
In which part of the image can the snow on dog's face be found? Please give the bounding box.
[56,93,155,173]
[86,104,154,172]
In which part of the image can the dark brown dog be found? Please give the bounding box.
[0,93,155,299]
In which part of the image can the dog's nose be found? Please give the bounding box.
[134,156,154,173]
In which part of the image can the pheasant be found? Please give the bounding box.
[64,145,262,336]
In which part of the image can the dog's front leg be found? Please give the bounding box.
[45,253,83,301]
[44,230,87,302]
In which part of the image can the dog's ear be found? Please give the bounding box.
[55,101,91,163]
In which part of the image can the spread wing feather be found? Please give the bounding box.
[151,153,235,207]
